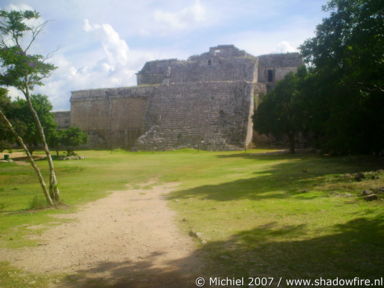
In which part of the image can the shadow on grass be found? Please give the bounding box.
[202,214,384,279]
[168,153,383,201]
[59,215,384,288]
[58,250,204,288]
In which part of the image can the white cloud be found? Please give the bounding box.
[152,0,206,33]
[35,20,135,110]
[37,20,187,110]
[5,3,34,12]
[224,17,318,56]
[276,41,297,53]
[6,86,23,100]
[82,19,94,32]
[83,19,130,68]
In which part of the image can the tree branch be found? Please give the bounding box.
[24,20,47,53]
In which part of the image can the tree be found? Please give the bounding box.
[10,94,57,154]
[48,127,87,157]
[0,9,60,202]
[300,0,384,154]
[60,127,87,155]
[48,128,62,157]
[0,88,53,205]
[0,87,13,151]
[253,70,306,153]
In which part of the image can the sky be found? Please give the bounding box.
[1,0,327,111]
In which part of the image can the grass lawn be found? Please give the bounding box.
[0,149,383,287]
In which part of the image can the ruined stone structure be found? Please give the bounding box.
[54,111,71,129]
[56,45,302,150]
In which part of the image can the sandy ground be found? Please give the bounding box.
[0,182,203,288]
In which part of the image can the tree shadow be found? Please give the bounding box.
[168,153,383,201]
[58,250,206,288]
[201,214,384,279]
[58,215,384,287]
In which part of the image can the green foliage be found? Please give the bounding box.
[0,10,39,36]
[47,126,88,156]
[0,88,13,151]
[7,94,57,152]
[59,127,87,155]
[0,10,56,92]
[47,129,61,156]
[0,90,58,152]
[0,88,10,108]
[0,9,57,151]
[253,68,308,153]
[300,0,384,154]
[257,0,384,155]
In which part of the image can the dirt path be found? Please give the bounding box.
[0,182,203,287]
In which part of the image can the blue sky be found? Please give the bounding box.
[1,0,327,110]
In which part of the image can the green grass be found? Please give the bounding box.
[0,149,383,287]
[167,153,384,279]
[0,262,53,288]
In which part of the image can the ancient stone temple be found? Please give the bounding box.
[55,45,302,150]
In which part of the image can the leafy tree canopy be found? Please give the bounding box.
[299,0,384,154]
[0,10,56,93]
[0,88,12,151]
[3,94,57,152]
[59,127,87,155]
[254,68,309,153]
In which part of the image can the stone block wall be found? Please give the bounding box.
[137,59,177,85]
[168,58,257,84]
[258,53,303,84]
[53,111,70,129]
[137,45,258,86]
[70,80,256,150]
[71,87,151,148]
[136,81,254,150]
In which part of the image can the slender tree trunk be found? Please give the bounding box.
[0,109,54,206]
[24,87,60,203]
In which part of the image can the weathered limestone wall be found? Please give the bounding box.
[168,58,257,84]
[71,87,151,148]
[136,81,254,150]
[70,80,256,150]
[137,45,258,86]
[258,53,303,83]
[137,59,177,85]
[53,111,70,129]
